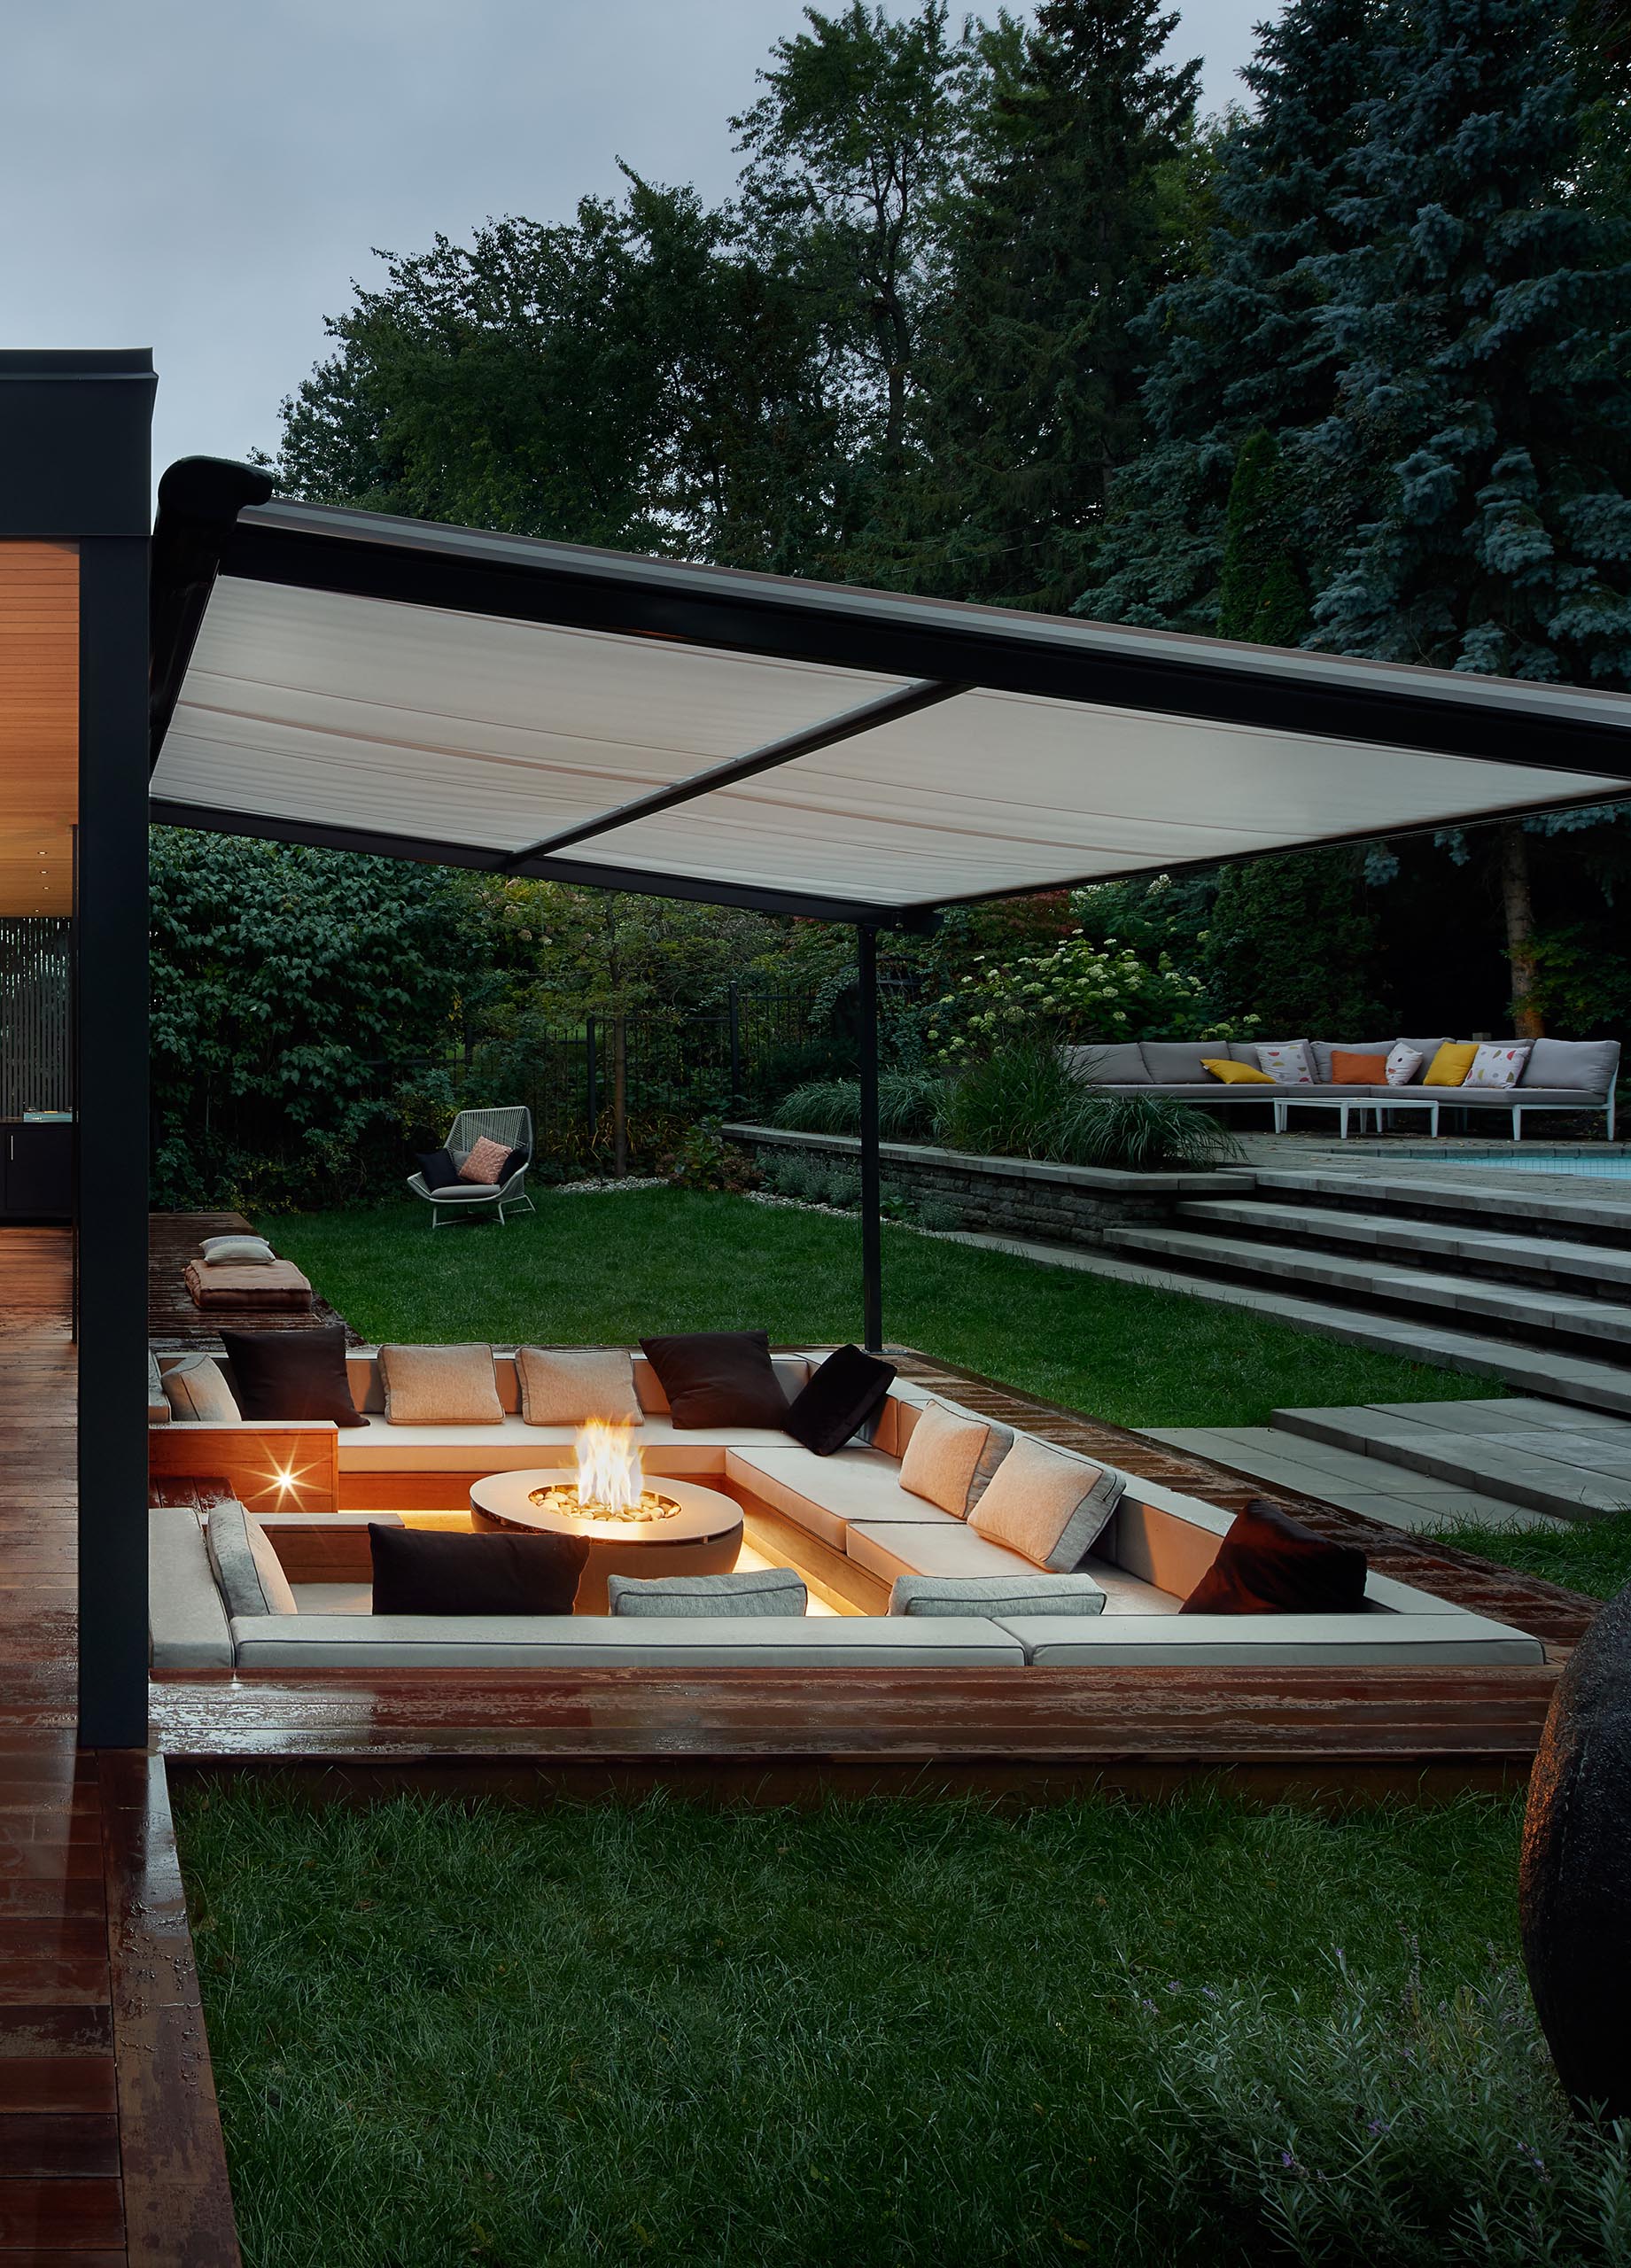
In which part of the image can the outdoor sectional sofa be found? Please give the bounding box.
[148,1349,1542,1674]
[1070,1037,1620,1140]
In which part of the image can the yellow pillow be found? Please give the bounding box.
[1423,1041,1480,1088]
[1201,1058,1276,1085]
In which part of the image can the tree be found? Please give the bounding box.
[910,0,1201,608]
[1215,429,1310,644]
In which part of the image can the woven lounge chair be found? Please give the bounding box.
[407,1107,535,1228]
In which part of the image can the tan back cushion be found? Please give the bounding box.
[378,1344,502,1425]
[516,1348,641,1427]
[969,1434,1125,1570]
[897,1399,1012,1519]
[161,1354,240,1425]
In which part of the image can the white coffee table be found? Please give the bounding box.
[469,1469,744,1612]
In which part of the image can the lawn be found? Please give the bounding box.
[1423,1509,1631,1601]
[176,1787,1626,2268]
[263,1189,1499,1433]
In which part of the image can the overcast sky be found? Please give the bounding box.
[3,1,1274,482]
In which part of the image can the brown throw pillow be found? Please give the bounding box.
[639,1331,790,1429]
[368,1524,587,1615]
[1331,1051,1389,1085]
[1180,1499,1367,1615]
[219,1325,367,1428]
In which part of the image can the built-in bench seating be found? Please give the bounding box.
[1070,1037,1620,1140]
[148,1349,1545,1674]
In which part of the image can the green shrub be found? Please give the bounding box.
[827,1171,862,1210]
[1118,1950,1631,2264]
[659,1126,760,1193]
[941,1042,1237,1172]
[1061,1087,1239,1172]
[769,1156,812,1200]
[917,1197,961,1231]
[771,1070,946,1139]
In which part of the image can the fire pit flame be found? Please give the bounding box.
[525,1420,684,1524]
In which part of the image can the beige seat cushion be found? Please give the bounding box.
[726,1444,961,1551]
[229,1613,1027,1669]
[378,1344,503,1425]
[149,1507,232,1670]
[343,1415,793,1476]
[844,1518,1037,1586]
[516,1347,641,1426]
[897,1399,1011,1518]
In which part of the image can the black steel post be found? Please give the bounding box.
[857,925,883,1354]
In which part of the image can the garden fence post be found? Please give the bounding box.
[612,1014,628,1179]
[586,1016,598,1144]
[857,925,883,1354]
[728,982,742,1115]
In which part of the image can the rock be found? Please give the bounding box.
[1519,1580,1631,2117]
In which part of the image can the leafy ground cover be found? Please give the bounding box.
[176,1787,1628,2268]
[263,1188,1498,1433]
[1422,1510,1631,1603]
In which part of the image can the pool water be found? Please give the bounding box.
[1394,1150,1631,1178]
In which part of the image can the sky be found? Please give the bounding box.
[2,1,1275,482]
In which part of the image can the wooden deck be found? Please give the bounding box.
[1,1230,238,2266]
[148,1211,358,1350]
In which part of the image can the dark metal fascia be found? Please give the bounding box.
[148,456,276,771]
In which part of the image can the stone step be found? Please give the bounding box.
[1247,1167,1631,1244]
[1101,1223,1631,1349]
[1270,1399,1631,1522]
[1177,1196,1631,1293]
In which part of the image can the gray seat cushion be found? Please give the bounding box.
[228,1613,1028,1668]
[1519,1037,1620,1094]
[1452,1086,1591,1107]
[889,1572,1106,1618]
[607,1568,807,1617]
[1064,1041,1148,1084]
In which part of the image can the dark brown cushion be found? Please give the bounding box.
[415,1147,462,1191]
[368,1524,587,1616]
[1180,1498,1368,1615]
[783,1344,896,1456]
[639,1331,789,1429]
[219,1324,367,1428]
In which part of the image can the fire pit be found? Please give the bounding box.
[469,1422,745,1612]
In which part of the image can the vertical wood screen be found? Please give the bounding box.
[0,918,70,1114]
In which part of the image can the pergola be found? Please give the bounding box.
[149,456,1631,1348]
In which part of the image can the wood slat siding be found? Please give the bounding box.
[0,545,77,921]
[0,1230,240,2266]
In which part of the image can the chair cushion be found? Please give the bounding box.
[968,1434,1125,1570]
[378,1343,503,1425]
[161,1353,240,1424]
[206,1501,297,1619]
[415,1148,462,1192]
[1180,1499,1367,1616]
[782,1344,895,1456]
[889,1572,1105,1618]
[640,1331,790,1429]
[897,1398,1012,1518]
[1064,1041,1149,1084]
[1424,1040,1479,1087]
[1520,1037,1620,1094]
[369,1523,586,1615]
[220,1324,367,1428]
[516,1347,641,1426]
[845,1518,1037,1585]
[607,1568,807,1618]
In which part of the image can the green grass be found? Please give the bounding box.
[177,1787,1597,2268]
[1422,1508,1631,1600]
[261,1189,1500,1432]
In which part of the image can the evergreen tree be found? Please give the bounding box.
[909,0,1200,609]
[1308,0,1631,687]
[1076,0,1396,628]
[1215,429,1310,643]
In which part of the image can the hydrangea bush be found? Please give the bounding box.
[927,931,1251,1060]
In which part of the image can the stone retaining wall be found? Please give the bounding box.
[725,1124,1249,1249]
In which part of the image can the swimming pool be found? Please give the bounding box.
[1394,1150,1631,1178]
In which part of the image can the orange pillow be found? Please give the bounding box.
[1424,1041,1480,1088]
[1331,1051,1389,1085]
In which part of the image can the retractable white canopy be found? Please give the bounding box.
[149,461,1631,928]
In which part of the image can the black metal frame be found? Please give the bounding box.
[1,353,156,1750]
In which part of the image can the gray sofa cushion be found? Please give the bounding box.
[1139,1040,1213,1082]
[889,1572,1106,1617]
[161,1353,239,1424]
[1064,1041,1149,1084]
[227,1613,1029,1668]
[608,1568,808,1617]
[206,1501,298,1619]
[1520,1037,1620,1094]
[149,1507,233,1669]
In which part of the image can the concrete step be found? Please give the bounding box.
[1178,1196,1631,1294]
[1101,1223,1631,1349]
[1248,1168,1631,1244]
[1270,1398,1631,1522]
[936,1220,1631,1416]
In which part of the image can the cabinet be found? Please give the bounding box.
[2,1122,71,1218]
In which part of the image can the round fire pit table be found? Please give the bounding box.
[469,1469,744,1613]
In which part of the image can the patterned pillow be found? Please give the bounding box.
[1385,1045,1425,1087]
[458,1135,513,1185]
[1254,1040,1314,1084]
[1464,1043,1531,1091]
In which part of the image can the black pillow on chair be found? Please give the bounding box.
[416,1148,463,1192]
[783,1344,896,1456]
[219,1324,368,1428]
[369,1524,587,1616]
[496,1146,529,1184]
[1180,1499,1367,1615]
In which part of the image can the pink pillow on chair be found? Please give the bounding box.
[458,1135,513,1185]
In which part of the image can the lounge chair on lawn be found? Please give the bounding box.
[407,1107,535,1228]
